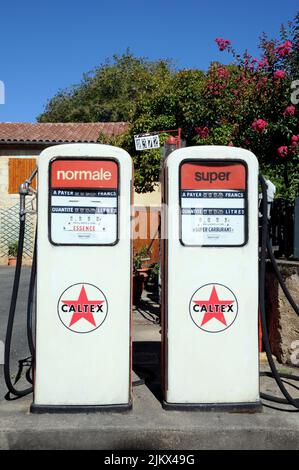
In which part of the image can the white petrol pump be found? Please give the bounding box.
[31,143,132,412]
[161,146,261,411]
[5,140,299,413]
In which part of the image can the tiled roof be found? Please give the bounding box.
[0,122,129,144]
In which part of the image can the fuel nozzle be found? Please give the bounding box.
[19,168,38,220]
[19,182,29,221]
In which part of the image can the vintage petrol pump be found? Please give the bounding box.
[162,145,261,410]
[5,143,299,412]
[31,143,133,412]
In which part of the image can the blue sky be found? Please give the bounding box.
[0,0,298,122]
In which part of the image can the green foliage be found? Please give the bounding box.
[194,124,235,146]
[38,14,299,198]
[133,253,142,272]
[136,245,150,259]
[133,246,151,272]
[116,130,169,193]
[37,51,175,123]
[148,263,160,285]
[113,69,206,192]
[8,241,18,257]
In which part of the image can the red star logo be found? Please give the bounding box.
[193,285,235,326]
[62,285,104,327]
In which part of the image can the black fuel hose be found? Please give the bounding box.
[259,174,299,409]
[4,219,33,397]
[26,231,36,358]
[260,371,299,404]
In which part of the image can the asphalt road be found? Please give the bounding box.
[0,266,33,400]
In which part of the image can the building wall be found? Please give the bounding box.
[0,148,40,264]
[134,183,161,207]
[0,147,41,209]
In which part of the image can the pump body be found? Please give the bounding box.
[31,144,132,412]
[162,146,261,410]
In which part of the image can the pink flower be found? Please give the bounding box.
[257,77,268,90]
[195,126,209,139]
[215,37,231,51]
[251,119,268,133]
[277,146,288,158]
[274,70,286,79]
[275,40,292,57]
[206,80,226,95]
[216,66,230,79]
[257,57,269,70]
[283,105,296,116]
[291,135,299,148]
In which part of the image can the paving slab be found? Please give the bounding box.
[0,370,299,450]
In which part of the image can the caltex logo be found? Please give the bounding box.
[57,283,108,333]
[189,283,238,333]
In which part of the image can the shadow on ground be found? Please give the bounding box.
[133,341,162,403]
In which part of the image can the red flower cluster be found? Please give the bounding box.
[194,126,209,139]
[275,40,292,57]
[257,57,269,70]
[291,135,299,149]
[256,76,268,91]
[274,70,286,79]
[210,33,296,169]
[215,38,231,51]
[283,105,296,117]
[277,146,288,158]
[276,136,299,158]
[216,66,230,79]
[206,81,227,95]
[251,119,268,133]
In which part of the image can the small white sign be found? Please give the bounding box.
[134,134,160,151]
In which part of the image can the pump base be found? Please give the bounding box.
[162,400,262,413]
[30,402,132,414]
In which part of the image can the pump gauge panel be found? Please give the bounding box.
[49,158,119,246]
[179,160,248,247]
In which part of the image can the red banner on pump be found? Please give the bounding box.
[180,162,246,190]
[51,159,118,189]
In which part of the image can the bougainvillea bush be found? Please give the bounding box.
[117,14,299,196]
[193,17,299,198]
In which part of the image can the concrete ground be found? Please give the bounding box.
[0,266,299,450]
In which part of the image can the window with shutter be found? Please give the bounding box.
[8,158,37,194]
